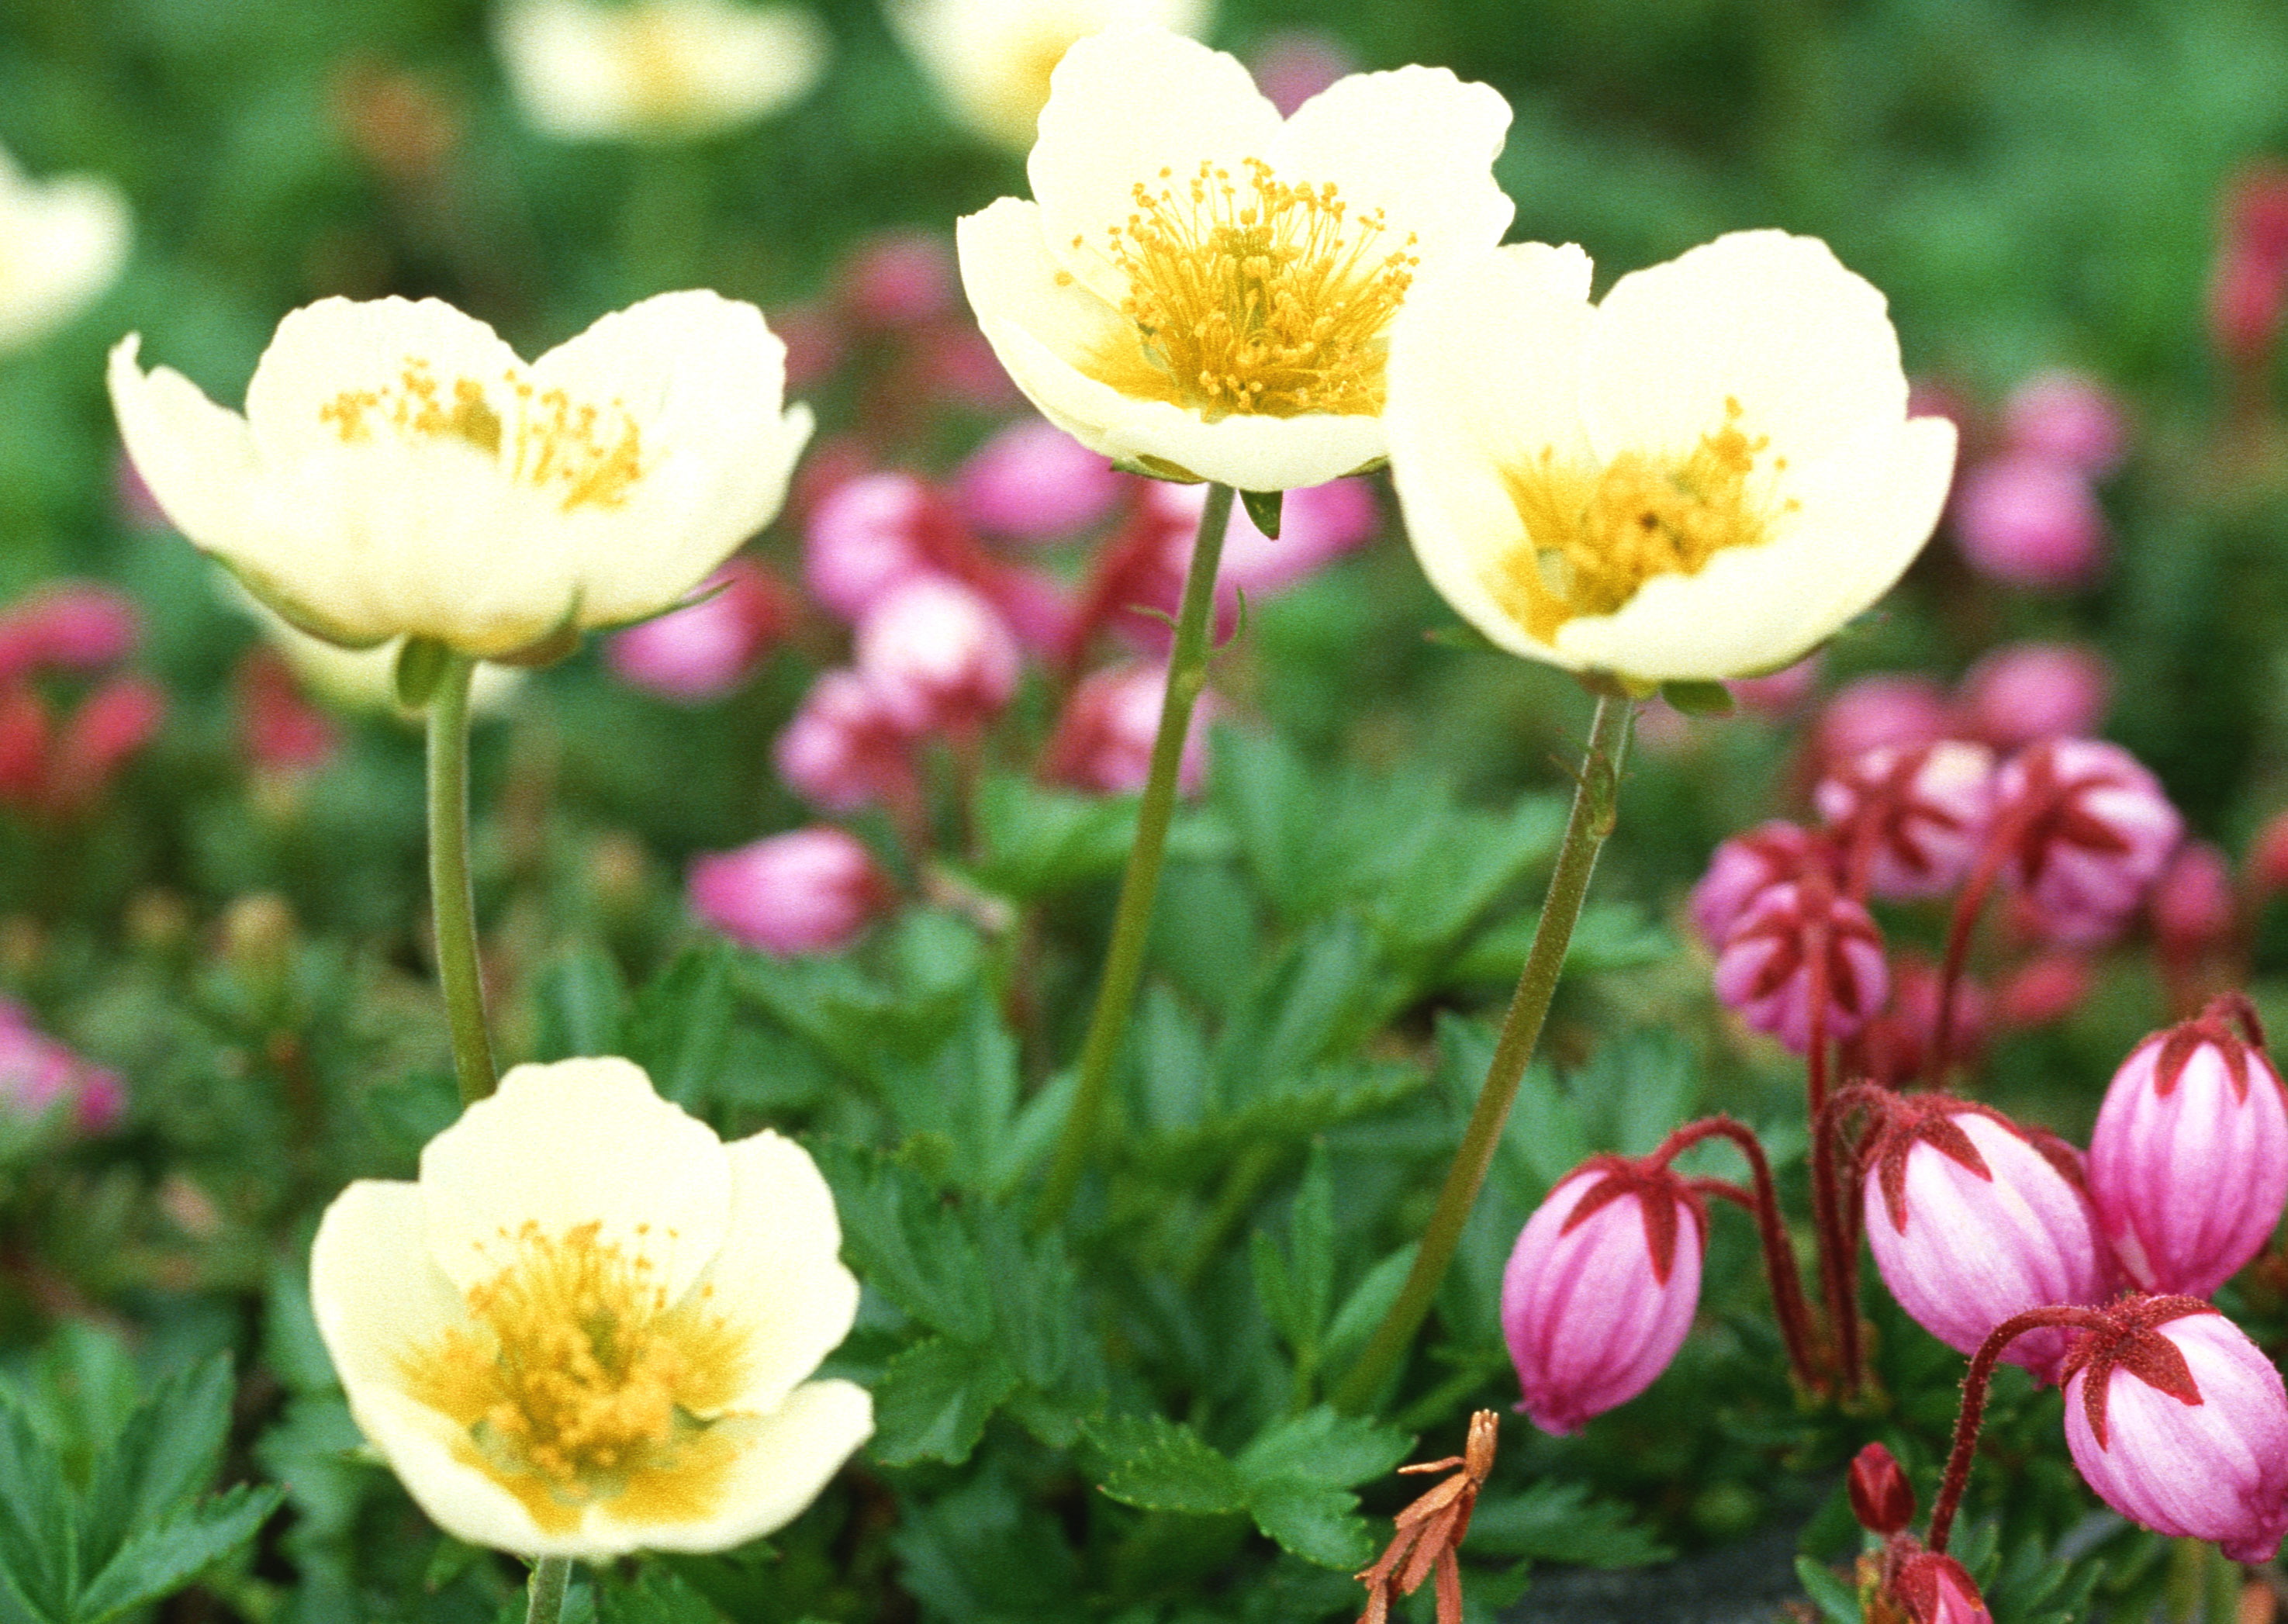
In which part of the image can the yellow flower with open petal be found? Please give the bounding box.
[1386,231,1957,682]
[496,0,830,143]
[956,25,1512,492]
[0,143,129,354]
[310,1057,870,1559]
[109,291,811,659]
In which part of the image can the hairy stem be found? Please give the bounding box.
[1655,1115,1827,1394]
[525,1557,574,1624]
[427,651,498,1107]
[1927,1305,2104,1552]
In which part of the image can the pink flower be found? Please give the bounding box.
[1039,662,1214,796]
[1724,652,1822,717]
[46,676,164,814]
[854,576,1020,734]
[2001,370,2127,477]
[837,230,959,330]
[1956,641,2110,750]
[1844,952,1989,1089]
[2087,1000,2288,1298]
[688,828,892,957]
[0,583,140,682]
[1892,1552,1993,1624]
[772,669,917,814]
[2060,1297,2288,1564]
[1992,952,2095,1029]
[233,648,338,772]
[1688,821,1834,948]
[1814,675,1951,768]
[1216,478,1379,603]
[803,472,955,623]
[605,559,793,703]
[1816,741,1996,900]
[1246,29,1356,117]
[2252,806,2288,896]
[2210,165,2288,366]
[1500,1156,1705,1436]
[1861,1096,2110,1382]
[1951,454,2106,591]
[956,420,1125,541]
[2149,841,2236,969]
[0,998,122,1134]
[1992,738,2182,945]
[1711,879,1889,1052]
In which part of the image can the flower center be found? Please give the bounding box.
[402,1220,752,1533]
[1487,399,1797,641]
[625,9,704,125]
[1066,157,1418,420]
[319,358,644,513]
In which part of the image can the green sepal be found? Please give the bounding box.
[1661,679,1736,717]
[393,638,452,710]
[1241,489,1283,538]
[1110,454,1205,484]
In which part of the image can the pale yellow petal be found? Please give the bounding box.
[244,295,524,468]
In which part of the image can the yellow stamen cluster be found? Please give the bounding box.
[403,1220,750,1532]
[1071,157,1418,419]
[1491,398,1799,641]
[319,358,644,513]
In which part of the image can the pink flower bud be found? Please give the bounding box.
[1815,675,1951,768]
[1955,641,2110,750]
[2088,1002,2288,1297]
[1711,879,1889,1052]
[1816,741,1997,900]
[1500,1156,1705,1436]
[1689,821,1834,948]
[1724,652,1822,717]
[1847,1442,1914,1536]
[1039,662,1214,796]
[1248,29,1356,117]
[956,420,1125,541]
[0,583,140,681]
[605,559,793,703]
[773,668,916,814]
[1892,1551,1993,1624]
[1952,454,2107,591]
[1861,1096,2111,1382]
[233,648,338,772]
[688,828,892,957]
[48,676,164,813]
[1844,952,1989,1089]
[2060,1297,2288,1564]
[803,472,949,623]
[2150,841,2236,967]
[0,998,122,1134]
[855,576,1020,735]
[838,230,958,330]
[2001,370,2127,477]
[979,563,1075,656]
[0,683,51,804]
[1215,478,1381,604]
[2210,250,2288,368]
[1992,952,2095,1029]
[1992,739,2183,945]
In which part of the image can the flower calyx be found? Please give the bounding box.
[2055,1294,2213,1450]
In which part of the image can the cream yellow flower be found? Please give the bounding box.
[496,0,829,141]
[887,0,1209,151]
[0,143,130,354]
[309,1057,870,1559]
[108,291,811,658]
[1386,231,1957,682]
[222,575,525,718]
[956,25,1512,492]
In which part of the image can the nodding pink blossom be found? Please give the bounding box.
[2210,165,2288,367]
[981,563,1075,657]
[804,472,962,624]
[2059,1297,2288,1564]
[1039,662,1214,797]
[1847,1442,1915,1536]
[2087,1000,2288,1298]
[2149,841,2237,970]
[1711,879,1889,1052]
[1248,29,1357,117]
[1500,1155,1705,1436]
[1724,652,1822,717]
[955,419,1125,541]
[44,676,164,815]
[1814,675,1951,769]
[1860,1096,2111,1382]
[838,230,959,330]
[1816,741,1997,900]
[1951,454,2107,592]
[2001,370,2127,477]
[1956,641,2110,750]
[1991,738,2183,945]
[234,648,338,772]
[604,559,793,703]
[1844,953,1989,1089]
[1892,1551,1993,1624]
[772,668,917,814]
[0,998,122,1134]
[688,827,892,958]
[1992,951,2096,1029]
[1688,821,1835,949]
[855,576,1020,735]
[0,583,140,682]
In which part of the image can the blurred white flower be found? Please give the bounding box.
[109,290,811,658]
[310,1057,871,1558]
[1386,232,1957,682]
[496,0,829,141]
[0,144,130,354]
[887,0,1208,150]
[956,26,1510,492]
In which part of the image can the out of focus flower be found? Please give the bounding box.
[1991,739,2182,945]
[1992,951,2094,1030]
[0,144,130,354]
[855,576,1021,734]
[1814,674,1951,767]
[1815,741,1996,901]
[1391,232,1954,681]
[1246,29,1354,118]
[1688,820,1833,948]
[2000,370,2127,477]
[496,0,828,142]
[690,828,891,955]
[310,1057,871,1557]
[2087,1000,2287,1298]
[0,583,139,681]
[1891,1551,1993,1624]
[1500,1155,1704,1435]
[1844,952,1988,1089]
[1039,661,1212,795]
[1955,641,2109,750]
[806,472,968,620]
[2149,841,2236,970]
[2252,806,2288,897]
[112,292,810,658]
[1847,1442,1913,1536]
[1860,1095,2110,1381]
[1712,878,1889,1052]
[1724,651,1821,716]
[1211,475,1378,600]
[2059,1297,2288,1564]
[773,668,916,813]
[43,676,165,814]
[838,232,960,330]
[1951,454,2105,592]
[956,418,1125,541]
[959,26,1512,492]
[2208,164,2288,370]
[0,998,122,1134]
[234,648,340,772]
[606,558,793,703]
[888,0,1211,150]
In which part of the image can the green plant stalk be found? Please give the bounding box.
[428,651,499,1107]
[1332,693,1635,1414]
[1035,481,1237,1232]
[526,1557,574,1624]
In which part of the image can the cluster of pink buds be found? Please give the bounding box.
[1942,368,2127,592]
[605,558,796,704]
[1843,1444,1994,1624]
[0,997,122,1135]
[0,582,164,819]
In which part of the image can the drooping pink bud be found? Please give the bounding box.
[772,668,917,814]
[955,419,1125,541]
[1711,878,1889,1052]
[0,683,52,805]
[687,827,893,958]
[1039,662,1214,797]
[0,997,123,1134]
[47,676,164,814]
[2059,1296,2288,1564]
[1248,29,1356,117]
[1861,1095,2111,1382]
[1844,953,1989,1089]
[837,230,958,330]
[0,583,140,681]
[2210,165,2288,367]
[1724,651,1822,717]
[1689,821,1835,949]
[2149,841,2237,970]
[980,563,1075,657]
[1816,741,1997,900]
[1892,1551,1993,1624]
[1956,642,2110,750]
[605,559,793,703]
[1951,454,2107,592]
[1814,675,1951,769]
[1991,738,2183,945]
[233,648,338,772]
[2000,370,2127,477]
[1992,951,2095,1029]
[1500,1155,1706,1436]
[2087,999,2288,1298]
[803,471,949,623]
[855,576,1021,736]
[1847,1442,1915,1536]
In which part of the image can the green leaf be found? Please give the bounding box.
[533,947,627,1062]
[261,1260,337,1398]
[872,1337,1020,1468]
[392,637,450,710]
[1088,1416,1245,1516]
[1240,488,1283,539]
[1423,621,1504,653]
[0,1394,73,1621]
[1792,1555,1864,1624]
[599,1568,727,1624]
[876,993,1022,1196]
[969,776,1139,900]
[1660,678,1735,716]
[361,1069,460,1166]
[76,1356,235,1581]
[73,1483,282,1624]
[810,1143,994,1342]
[621,943,735,1108]
[1465,1481,1673,1567]
[1238,1474,1372,1570]
[1322,1246,1418,1371]
[1238,1409,1409,1490]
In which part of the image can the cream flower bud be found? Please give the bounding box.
[496,0,829,143]
[309,1057,870,1559]
[0,144,130,354]
[109,292,812,658]
[1387,232,1957,682]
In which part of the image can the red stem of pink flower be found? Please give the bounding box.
[1926,1304,2107,1553]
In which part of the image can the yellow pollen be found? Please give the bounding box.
[319,358,644,513]
[1073,157,1418,420]
[401,1219,752,1533]
[1488,397,1800,641]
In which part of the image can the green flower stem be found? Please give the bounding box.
[427,651,499,1107]
[526,1557,574,1624]
[1332,693,1635,1415]
[1034,481,1237,1232]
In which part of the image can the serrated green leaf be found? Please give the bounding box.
[1237,1408,1411,1491]
[1088,1416,1245,1516]
[599,1568,726,1624]
[73,1481,282,1624]
[533,947,628,1062]
[1465,1481,1673,1567]
[969,776,1139,900]
[976,1215,1080,1397]
[1321,1245,1416,1372]
[876,993,1021,1197]
[0,1392,73,1620]
[1792,1556,1863,1624]
[76,1356,235,1581]
[871,1337,1018,1467]
[1239,1475,1372,1570]
[621,944,734,1109]
[811,1142,993,1342]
